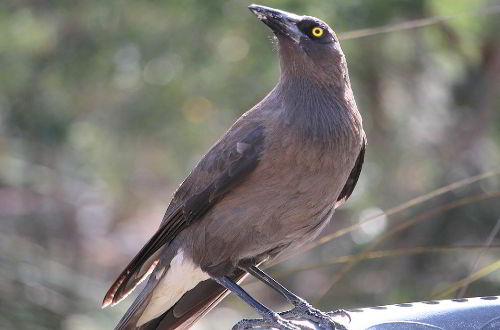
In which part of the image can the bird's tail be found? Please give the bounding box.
[114,276,157,330]
[115,269,247,330]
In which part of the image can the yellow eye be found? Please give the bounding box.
[311,27,324,37]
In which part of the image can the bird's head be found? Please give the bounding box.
[249,4,346,86]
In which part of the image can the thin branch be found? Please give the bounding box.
[456,218,500,298]
[431,259,500,299]
[338,4,500,40]
[315,191,500,304]
[262,245,500,280]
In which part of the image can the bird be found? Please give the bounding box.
[103,4,366,330]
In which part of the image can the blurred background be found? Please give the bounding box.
[1,0,499,329]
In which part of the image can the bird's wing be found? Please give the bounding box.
[102,120,266,307]
[336,136,366,205]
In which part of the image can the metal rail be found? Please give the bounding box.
[239,296,500,329]
[347,296,500,329]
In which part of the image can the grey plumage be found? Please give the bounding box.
[103,4,366,329]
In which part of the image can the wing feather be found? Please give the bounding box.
[102,123,265,307]
[336,137,366,205]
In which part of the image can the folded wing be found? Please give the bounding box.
[102,122,266,308]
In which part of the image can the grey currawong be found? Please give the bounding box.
[103,4,366,330]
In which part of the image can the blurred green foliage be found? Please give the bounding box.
[0,0,499,329]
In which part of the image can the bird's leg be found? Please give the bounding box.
[213,276,300,330]
[240,265,350,330]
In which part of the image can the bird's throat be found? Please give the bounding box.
[276,76,360,148]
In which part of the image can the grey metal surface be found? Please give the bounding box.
[347,296,500,329]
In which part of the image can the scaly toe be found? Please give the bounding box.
[232,313,301,330]
[279,304,349,330]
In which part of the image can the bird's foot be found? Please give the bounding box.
[279,303,350,330]
[232,312,302,330]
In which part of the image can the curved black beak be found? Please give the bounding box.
[248,4,302,41]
